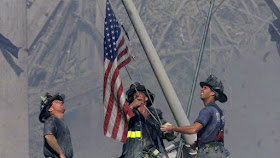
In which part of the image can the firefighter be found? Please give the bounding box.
[39,93,73,158]
[161,74,230,157]
[120,82,176,158]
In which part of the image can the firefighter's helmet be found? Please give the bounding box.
[126,82,155,107]
[200,74,227,103]
[39,93,65,123]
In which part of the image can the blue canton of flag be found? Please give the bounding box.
[103,0,134,143]
[104,1,121,61]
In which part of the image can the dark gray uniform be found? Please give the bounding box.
[120,107,176,158]
[43,115,73,158]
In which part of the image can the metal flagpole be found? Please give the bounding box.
[265,0,280,19]
[176,0,216,157]
[121,0,197,144]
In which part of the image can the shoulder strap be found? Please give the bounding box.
[208,104,225,142]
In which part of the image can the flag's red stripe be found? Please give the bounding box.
[104,92,114,135]
[117,46,128,61]
[122,100,134,118]
[115,84,134,141]
[116,83,124,102]
[112,83,133,139]
[121,119,128,142]
[111,84,124,139]
[118,57,131,70]
[111,99,122,139]
[116,37,125,52]
[110,68,119,94]
[103,62,113,101]
[116,83,133,118]
[104,67,120,135]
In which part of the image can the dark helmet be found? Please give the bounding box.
[200,74,227,103]
[126,82,155,107]
[39,93,65,123]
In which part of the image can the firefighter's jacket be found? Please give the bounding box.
[120,107,176,158]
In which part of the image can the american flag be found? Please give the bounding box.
[103,0,134,143]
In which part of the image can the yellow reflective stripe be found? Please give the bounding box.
[127,131,132,138]
[127,131,141,138]
[152,149,159,156]
[135,131,141,137]
[131,131,136,138]
[164,122,172,125]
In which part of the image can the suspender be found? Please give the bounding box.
[210,104,224,142]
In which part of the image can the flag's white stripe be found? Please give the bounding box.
[104,59,110,71]
[116,36,126,52]
[117,51,130,66]
[116,31,125,46]
[116,113,125,140]
[116,46,130,68]
[103,59,112,115]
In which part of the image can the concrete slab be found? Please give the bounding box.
[0,0,28,158]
